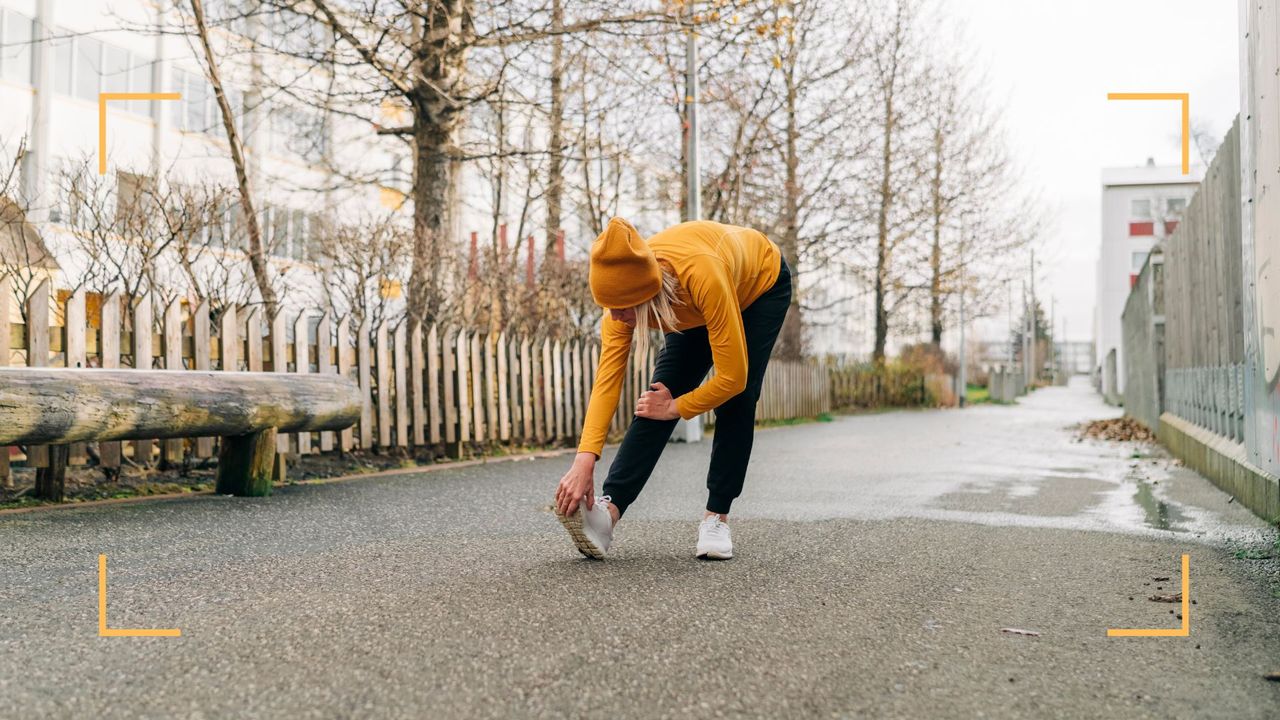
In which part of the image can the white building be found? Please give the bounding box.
[1094,160,1201,398]
[0,0,678,316]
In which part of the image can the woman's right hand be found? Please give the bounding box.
[555,452,597,516]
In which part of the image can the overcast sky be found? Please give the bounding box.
[953,0,1239,343]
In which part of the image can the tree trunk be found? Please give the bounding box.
[545,0,565,257]
[188,0,279,319]
[929,126,944,347]
[774,58,803,360]
[873,90,894,364]
[408,116,457,325]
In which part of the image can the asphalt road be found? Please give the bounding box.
[2,378,1279,719]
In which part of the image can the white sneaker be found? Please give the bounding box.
[556,495,614,559]
[696,514,733,560]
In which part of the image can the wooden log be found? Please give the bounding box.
[26,279,50,470]
[357,316,373,450]
[317,313,335,452]
[65,289,88,465]
[0,368,362,446]
[98,292,123,471]
[336,315,354,452]
[294,312,312,456]
[215,427,277,497]
[34,443,68,502]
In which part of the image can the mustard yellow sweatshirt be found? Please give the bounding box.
[578,220,782,457]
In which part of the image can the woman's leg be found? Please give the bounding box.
[705,262,793,515]
[601,328,714,517]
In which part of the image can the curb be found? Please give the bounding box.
[0,446,580,517]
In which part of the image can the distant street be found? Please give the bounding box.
[3,378,1278,719]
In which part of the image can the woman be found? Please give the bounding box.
[554,217,792,560]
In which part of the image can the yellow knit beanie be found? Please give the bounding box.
[589,217,661,309]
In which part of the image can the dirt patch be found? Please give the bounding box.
[1076,417,1155,443]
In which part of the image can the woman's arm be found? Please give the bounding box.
[557,315,632,515]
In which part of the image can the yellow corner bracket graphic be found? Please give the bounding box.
[1106,92,1190,175]
[98,554,181,638]
[98,92,182,175]
[1107,554,1189,637]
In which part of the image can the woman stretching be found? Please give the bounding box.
[554,217,792,560]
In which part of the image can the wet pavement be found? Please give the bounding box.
[2,378,1279,718]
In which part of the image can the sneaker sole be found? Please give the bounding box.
[555,506,605,559]
[696,549,733,560]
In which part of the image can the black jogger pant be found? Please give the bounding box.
[601,257,793,517]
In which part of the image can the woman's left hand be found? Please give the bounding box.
[635,382,680,420]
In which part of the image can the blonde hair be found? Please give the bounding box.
[633,263,682,356]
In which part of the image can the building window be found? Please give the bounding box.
[1128,222,1154,237]
[73,35,103,102]
[54,31,154,117]
[1130,198,1151,219]
[1131,251,1147,272]
[0,10,34,85]
[1166,197,1187,216]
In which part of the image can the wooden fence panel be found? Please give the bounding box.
[410,323,426,447]
[317,313,335,452]
[376,322,392,450]
[295,311,315,455]
[456,329,471,446]
[271,311,289,454]
[337,315,354,452]
[427,324,442,445]
[98,292,122,471]
[131,295,154,464]
[357,317,373,450]
[470,332,485,444]
[190,301,213,458]
[393,322,409,449]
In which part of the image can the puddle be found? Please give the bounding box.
[1133,479,1188,531]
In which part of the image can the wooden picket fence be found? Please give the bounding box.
[2,278,839,486]
[0,277,668,487]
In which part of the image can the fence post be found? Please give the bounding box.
[65,289,88,465]
[497,331,511,442]
[427,323,442,446]
[357,316,373,450]
[271,311,290,455]
[295,313,313,455]
[410,322,426,448]
[336,315,354,452]
[28,280,60,498]
[376,321,392,450]
[393,322,409,450]
[131,295,154,465]
[317,313,335,452]
[193,300,214,458]
[98,292,123,473]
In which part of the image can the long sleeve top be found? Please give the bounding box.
[577,220,782,457]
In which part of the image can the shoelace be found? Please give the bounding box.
[702,515,728,537]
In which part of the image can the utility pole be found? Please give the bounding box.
[1006,278,1014,368]
[1028,250,1037,389]
[957,272,966,407]
[674,10,703,444]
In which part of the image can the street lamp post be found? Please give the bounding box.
[674,11,703,444]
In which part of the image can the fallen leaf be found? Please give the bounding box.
[1152,576,1170,582]
[1149,592,1182,603]
[1000,627,1041,637]
[1264,671,1280,682]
